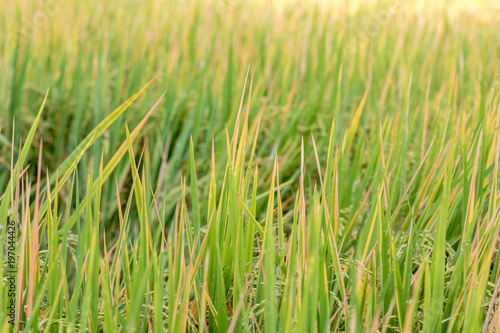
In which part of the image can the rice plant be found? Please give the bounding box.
[1,0,500,331]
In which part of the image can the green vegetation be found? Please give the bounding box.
[1,0,500,331]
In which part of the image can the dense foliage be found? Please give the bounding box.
[1,0,500,331]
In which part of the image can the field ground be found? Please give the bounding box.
[1,0,500,331]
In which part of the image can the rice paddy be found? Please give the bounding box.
[1,0,500,331]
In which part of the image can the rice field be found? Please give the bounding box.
[1,0,500,331]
